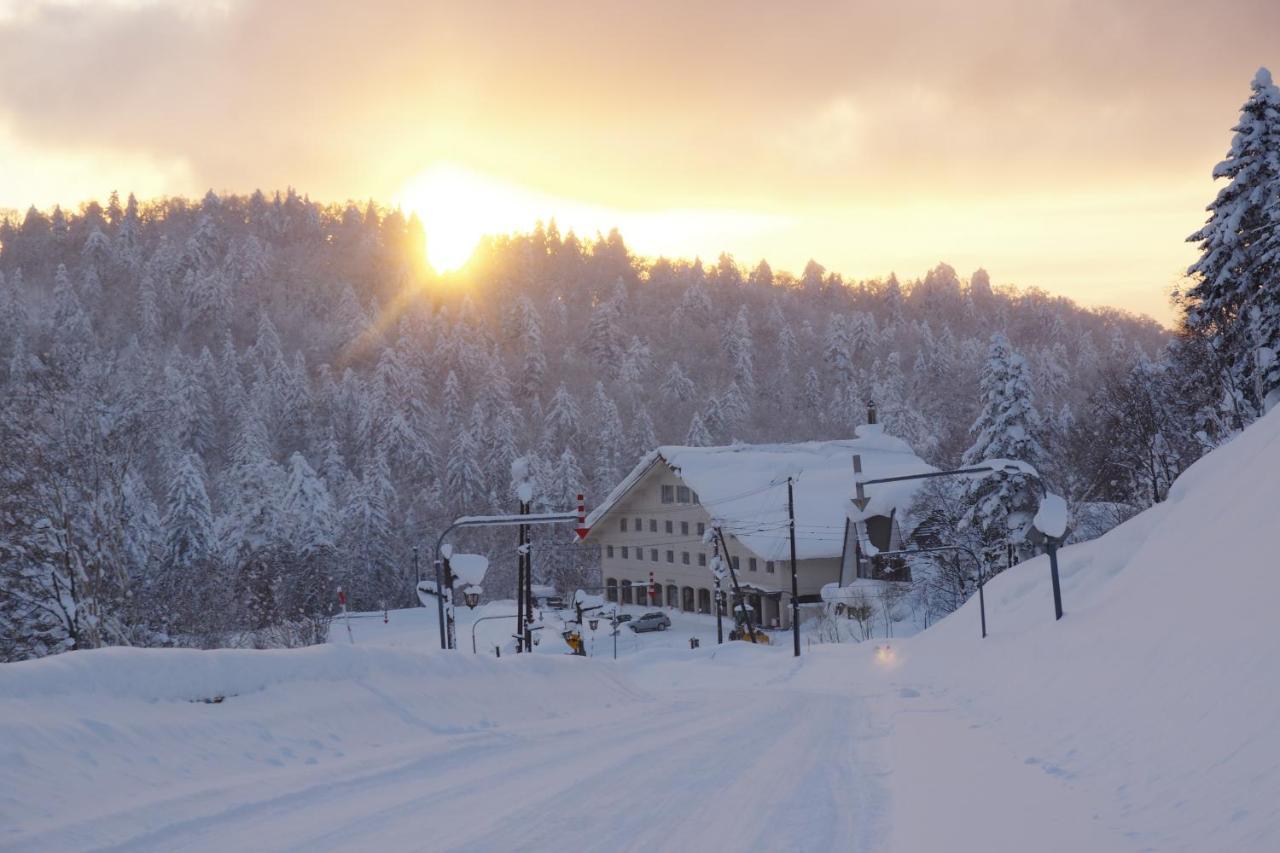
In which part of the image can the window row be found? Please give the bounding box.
[605,545,707,567]
[660,484,699,505]
[618,517,706,537]
[605,578,713,613]
[723,556,776,574]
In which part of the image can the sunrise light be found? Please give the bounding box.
[397,163,585,272]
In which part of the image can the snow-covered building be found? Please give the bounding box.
[581,415,934,628]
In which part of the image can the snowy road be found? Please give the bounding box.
[12,682,883,853]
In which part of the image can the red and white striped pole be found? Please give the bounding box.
[574,494,591,541]
[649,571,656,607]
[337,587,355,645]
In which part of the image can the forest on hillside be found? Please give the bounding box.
[5,54,1277,667]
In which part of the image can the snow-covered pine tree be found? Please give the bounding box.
[961,333,1048,562]
[282,452,337,555]
[445,417,487,513]
[543,384,581,453]
[628,406,658,462]
[660,362,695,403]
[1185,67,1280,419]
[686,412,713,447]
[724,306,755,394]
[163,450,215,571]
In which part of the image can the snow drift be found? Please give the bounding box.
[869,403,1280,851]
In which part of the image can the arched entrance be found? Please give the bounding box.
[666,584,679,607]
[697,588,711,614]
[681,586,695,612]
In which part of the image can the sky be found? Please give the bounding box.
[1,0,1277,323]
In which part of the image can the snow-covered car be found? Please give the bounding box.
[628,612,671,633]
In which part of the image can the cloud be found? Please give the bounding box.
[0,0,1274,320]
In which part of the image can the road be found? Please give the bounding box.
[25,686,884,853]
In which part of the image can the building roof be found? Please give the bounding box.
[582,425,935,562]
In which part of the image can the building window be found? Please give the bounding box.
[698,553,707,567]
[749,558,757,572]
[766,561,776,574]
[606,545,614,558]
[731,556,740,571]
[666,550,674,563]
[681,552,690,565]
[620,518,628,532]
[661,485,674,504]
[621,580,633,604]
[697,522,705,536]
[634,517,641,531]
[680,521,689,535]
[649,519,657,532]
[691,491,700,504]
[665,520,674,534]
[677,485,690,503]
[650,548,658,562]
[606,578,618,602]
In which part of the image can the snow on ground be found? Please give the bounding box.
[4,408,1280,852]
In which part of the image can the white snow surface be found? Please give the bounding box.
[4,407,1280,851]
[1033,490,1070,537]
[586,431,934,560]
[448,552,489,586]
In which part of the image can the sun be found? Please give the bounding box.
[397,163,548,272]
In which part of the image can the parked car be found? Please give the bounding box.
[628,612,672,633]
[614,613,633,624]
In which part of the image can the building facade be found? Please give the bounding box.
[582,424,933,630]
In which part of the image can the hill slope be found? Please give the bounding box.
[1,409,1277,851]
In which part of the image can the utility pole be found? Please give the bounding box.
[714,526,758,642]
[515,501,525,654]
[712,536,724,644]
[522,499,534,652]
[413,546,420,587]
[787,476,800,657]
[443,551,457,650]
[434,554,447,649]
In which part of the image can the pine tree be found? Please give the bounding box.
[591,383,625,493]
[629,406,658,462]
[445,419,486,512]
[686,412,713,447]
[543,384,581,452]
[660,362,695,403]
[282,452,337,555]
[725,306,755,394]
[1185,67,1280,417]
[961,334,1048,560]
[163,451,214,570]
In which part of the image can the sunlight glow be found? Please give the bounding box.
[396,163,564,272]
[395,162,787,275]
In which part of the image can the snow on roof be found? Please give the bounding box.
[583,424,934,562]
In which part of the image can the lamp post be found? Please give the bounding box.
[425,508,580,650]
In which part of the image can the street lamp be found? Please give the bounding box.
[588,617,599,631]
[462,586,482,609]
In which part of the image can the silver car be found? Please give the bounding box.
[628,612,672,633]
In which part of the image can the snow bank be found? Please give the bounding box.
[0,642,646,850]
[879,404,1280,851]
